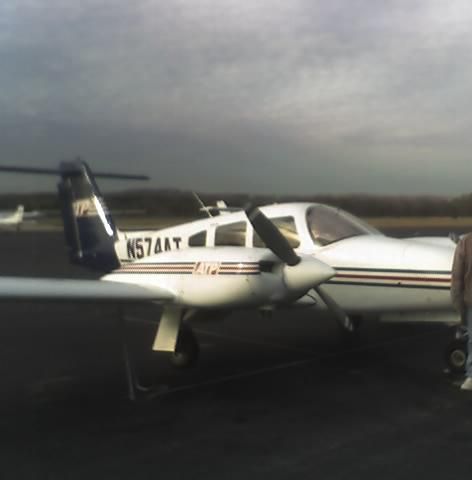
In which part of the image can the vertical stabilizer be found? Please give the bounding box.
[14,205,24,223]
[58,160,120,271]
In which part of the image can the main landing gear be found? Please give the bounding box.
[169,325,200,369]
[444,327,468,374]
[118,312,200,401]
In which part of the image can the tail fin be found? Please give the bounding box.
[15,205,24,222]
[57,160,120,271]
[0,158,148,270]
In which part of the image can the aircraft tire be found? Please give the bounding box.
[170,326,199,369]
[444,339,467,374]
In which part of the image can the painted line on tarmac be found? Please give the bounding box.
[195,326,446,358]
[124,315,321,354]
[194,328,319,355]
[147,357,317,399]
[124,314,446,359]
[148,327,448,399]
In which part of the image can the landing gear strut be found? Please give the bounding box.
[118,315,154,401]
[338,315,362,346]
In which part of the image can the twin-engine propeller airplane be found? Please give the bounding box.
[0,160,464,399]
[0,160,339,399]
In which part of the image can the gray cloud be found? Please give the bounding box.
[1,0,472,195]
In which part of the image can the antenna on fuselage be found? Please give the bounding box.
[192,191,213,218]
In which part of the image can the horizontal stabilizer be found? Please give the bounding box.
[0,164,149,181]
[0,277,174,303]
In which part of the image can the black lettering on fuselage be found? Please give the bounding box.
[127,236,182,259]
[135,238,144,258]
[127,239,135,258]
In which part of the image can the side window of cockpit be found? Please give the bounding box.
[253,216,300,248]
[188,230,207,247]
[215,222,247,247]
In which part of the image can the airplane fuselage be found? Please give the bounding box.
[112,203,456,321]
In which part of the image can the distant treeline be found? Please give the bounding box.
[2,189,472,217]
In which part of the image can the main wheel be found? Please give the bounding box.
[169,326,199,369]
[444,339,467,374]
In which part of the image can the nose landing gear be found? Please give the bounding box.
[444,327,468,374]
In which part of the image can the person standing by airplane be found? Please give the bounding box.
[451,233,472,390]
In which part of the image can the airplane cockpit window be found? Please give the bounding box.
[188,230,207,247]
[253,216,300,248]
[215,221,247,246]
[307,205,381,246]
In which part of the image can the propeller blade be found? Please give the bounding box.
[246,206,300,266]
[314,285,353,332]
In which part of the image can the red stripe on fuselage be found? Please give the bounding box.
[335,273,450,283]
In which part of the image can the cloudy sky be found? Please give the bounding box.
[1,0,472,195]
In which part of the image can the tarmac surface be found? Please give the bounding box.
[0,229,471,479]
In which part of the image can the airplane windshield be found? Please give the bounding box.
[307,205,381,246]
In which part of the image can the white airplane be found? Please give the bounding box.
[0,160,464,398]
[0,204,24,226]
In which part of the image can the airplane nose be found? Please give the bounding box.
[283,257,335,292]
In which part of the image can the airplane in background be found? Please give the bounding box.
[0,160,465,399]
[0,204,24,227]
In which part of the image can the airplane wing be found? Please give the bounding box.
[0,277,174,303]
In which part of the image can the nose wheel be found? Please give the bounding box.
[444,331,468,374]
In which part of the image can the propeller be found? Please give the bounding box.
[246,205,353,332]
[245,205,333,289]
[245,205,300,266]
